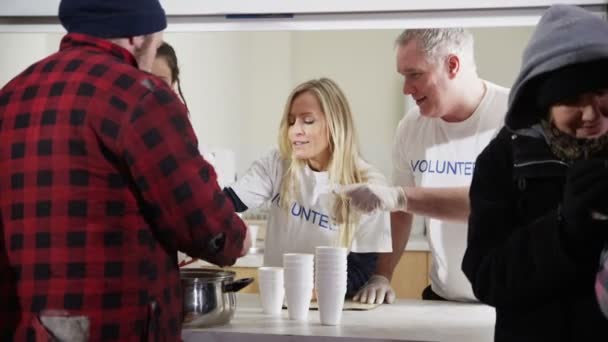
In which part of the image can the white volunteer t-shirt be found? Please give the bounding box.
[393,81,509,301]
[232,150,392,267]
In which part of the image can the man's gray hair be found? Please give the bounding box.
[395,28,476,68]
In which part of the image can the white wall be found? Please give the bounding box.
[0,33,61,85]
[0,26,535,182]
[472,26,534,88]
[163,32,248,178]
[241,32,292,174]
[159,30,404,179]
[160,31,294,179]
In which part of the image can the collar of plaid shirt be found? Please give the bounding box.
[59,32,138,68]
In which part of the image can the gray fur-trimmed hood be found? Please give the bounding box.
[505,4,608,130]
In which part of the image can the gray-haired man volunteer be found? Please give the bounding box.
[340,28,509,304]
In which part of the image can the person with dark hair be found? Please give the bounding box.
[462,4,608,341]
[0,0,250,340]
[152,41,189,110]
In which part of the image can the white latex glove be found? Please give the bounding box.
[353,275,396,304]
[334,184,407,213]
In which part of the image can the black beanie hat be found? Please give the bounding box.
[59,0,167,38]
[536,59,608,110]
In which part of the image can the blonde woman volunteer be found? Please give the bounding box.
[223,78,392,297]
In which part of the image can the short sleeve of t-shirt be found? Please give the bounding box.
[392,111,417,187]
[230,149,282,209]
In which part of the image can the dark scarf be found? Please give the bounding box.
[540,119,608,162]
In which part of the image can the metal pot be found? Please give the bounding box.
[180,268,253,328]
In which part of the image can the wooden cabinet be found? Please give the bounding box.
[389,251,431,299]
[224,267,260,294]
[223,251,431,299]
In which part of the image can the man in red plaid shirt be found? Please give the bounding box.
[0,0,251,340]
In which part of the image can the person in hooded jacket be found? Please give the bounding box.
[462,4,608,342]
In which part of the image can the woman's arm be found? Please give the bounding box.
[225,150,282,211]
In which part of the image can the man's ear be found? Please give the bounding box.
[446,54,460,79]
[129,36,145,49]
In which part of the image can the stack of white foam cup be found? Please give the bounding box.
[282,253,314,320]
[314,246,348,325]
[257,266,285,315]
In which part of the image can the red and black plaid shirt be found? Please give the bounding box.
[0,33,246,341]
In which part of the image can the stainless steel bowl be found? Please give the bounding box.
[181,268,253,328]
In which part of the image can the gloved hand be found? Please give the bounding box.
[334,184,407,213]
[562,159,608,237]
[353,275,396,304]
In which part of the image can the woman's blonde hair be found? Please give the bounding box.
[277,78,367,248]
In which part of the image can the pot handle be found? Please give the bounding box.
[223,277,254,293]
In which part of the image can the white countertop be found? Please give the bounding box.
[186,235,430,269]
[182,293,495,342]
[402,235,430,252]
